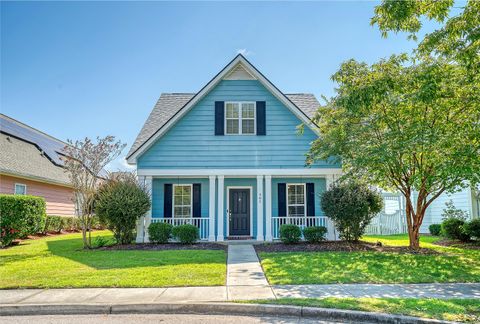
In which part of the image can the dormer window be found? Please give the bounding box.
[225,102,256,135]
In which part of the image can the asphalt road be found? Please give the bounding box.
[0,314,354,323]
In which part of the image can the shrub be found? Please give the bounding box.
[43,215,65,233]
[428,224,442,236]
[148,222,173,244]
[95,178,151,244]
[303,226,328,243]
[321,181,383,241]
[172,224,199,244]
[463,219,480,241]
[0,194,46,247]
[62,217,81,231]
[442,218,470,242]
[279,224,301,244]
[442,200,469,221]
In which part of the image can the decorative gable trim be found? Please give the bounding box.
[223,63,256,80]
[127,54,319,164]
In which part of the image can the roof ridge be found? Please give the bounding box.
[0,113,68,146]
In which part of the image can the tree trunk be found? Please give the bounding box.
[404,194,426,250]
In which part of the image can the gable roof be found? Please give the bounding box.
[127,54,320,163]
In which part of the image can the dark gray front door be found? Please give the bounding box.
[229,189,250,236]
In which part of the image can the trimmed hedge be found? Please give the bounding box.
[428,224,442,236]
[43,215,104,234]
[464,219,480,241]
[303,226,328,243]
[279,224,302,244]
[172,224,199,244]
[0,194,46,247]
[148,222,173,244]
[442,218,470,242]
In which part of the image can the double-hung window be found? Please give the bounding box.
[14,183,27,195]
[173,184,192,218]
[225,102,255,135]
[287,184,305,217]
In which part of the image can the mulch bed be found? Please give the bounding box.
[99,242,227,251]
[254,240,439,255]
[434,239,480,250]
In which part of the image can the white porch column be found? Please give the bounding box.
[208,175,216,242]
[256,175,264,241]
[135,176,146,243]
[143,176,153,242]
[265,175,273,241]
[217,175,225,241]
[325,175,334,190]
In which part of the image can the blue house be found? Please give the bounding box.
[127,55,342,242]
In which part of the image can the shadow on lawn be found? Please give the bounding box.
[46,236,226,270]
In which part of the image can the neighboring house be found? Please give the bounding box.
[128,55,342,242]
[0,114,75,216]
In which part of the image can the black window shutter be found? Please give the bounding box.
[215,101,224,135]
[278,183,286,217]
[256,101,266,135]
[193,183,201,217]
[306,183,315,216]
[164,184,172,218]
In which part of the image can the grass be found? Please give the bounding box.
[247,298,480,323]
[0,231,226,288]
[259,234,480,284]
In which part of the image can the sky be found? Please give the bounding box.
[1,1,441,171]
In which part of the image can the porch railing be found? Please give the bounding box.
[151,217,210,241]
[272,216,335,240]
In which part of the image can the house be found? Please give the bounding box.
[127,55,342,242]
[0,114,75,216]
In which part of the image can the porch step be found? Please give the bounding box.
[227,236,254,240]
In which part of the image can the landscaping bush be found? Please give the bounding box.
[0,194,46,247]
[279,224,301,244]
[321,181,383,241]
[62,217,82,231]
[428,224,442,236]
[172,224,199,244]
[442,200,469,221]
[148,222,173,244]
[95,178,151,244]
[463,219,480,241]
[303,226,328,243]
[441,218,470,242]
[43,215,65,233]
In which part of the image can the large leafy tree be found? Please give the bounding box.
[307,55,480,249]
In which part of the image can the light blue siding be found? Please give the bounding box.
[138,80,339,169]
[151,178,209,218]
[272,178,326,217]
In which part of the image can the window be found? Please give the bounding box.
[287,184,305,217]
[173,184,192,218]
[14,183,27,195]
[225,102,255,135]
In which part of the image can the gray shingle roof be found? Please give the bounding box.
[0,133,70,186]
[127,93,320,158]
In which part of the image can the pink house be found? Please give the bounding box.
[0,114,75,216]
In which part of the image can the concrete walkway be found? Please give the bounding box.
[226,244,275,300]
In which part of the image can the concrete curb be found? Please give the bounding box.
[0,303,454,323]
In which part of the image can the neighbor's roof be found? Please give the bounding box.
[127,93,320,157]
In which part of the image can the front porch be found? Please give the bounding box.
[135,169,341,243]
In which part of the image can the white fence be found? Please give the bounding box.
[151,217,210,241]
[365,193,407,235]
[272,216,337,240]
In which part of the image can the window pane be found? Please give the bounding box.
[288,206,305,217]
[15,184,26,195]
[242,119,255,134]
[297,185,304,195]
[226,103,239,118]
[174,186,182,195]
[182,195,190,205]
[242,104,255,118]
[183,186,191,195]
[174,207,182,217]
[226,119,239,134]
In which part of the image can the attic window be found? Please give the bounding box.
[225,102,256,135]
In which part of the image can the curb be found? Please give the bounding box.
[0,303,454,324]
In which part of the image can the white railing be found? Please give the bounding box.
[272,216,337,240]
[151,217,210,241]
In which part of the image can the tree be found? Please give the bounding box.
[372,0,479,73]
[96,173,151,245]
[307,55,480,249]
[321,181,383,242]
[63,136,126,249]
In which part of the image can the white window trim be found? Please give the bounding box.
[172,184,193,218]
[14,183,27,195]
[224,101,256,135]
[286,183,306,217]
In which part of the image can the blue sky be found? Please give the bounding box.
[1,1,440,170]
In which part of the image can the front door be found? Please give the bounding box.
[229,189,250,236]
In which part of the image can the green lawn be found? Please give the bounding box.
[248,298,480,323]
[259,235,480,284]
[0,231,226,288]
